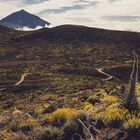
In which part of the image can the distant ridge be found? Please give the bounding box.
[0,24,140,62]
[14,24,140,46]
[0,9,50,29]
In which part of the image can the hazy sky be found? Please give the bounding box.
[0,0,140,31]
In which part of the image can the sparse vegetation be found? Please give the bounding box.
[0,25,140,140]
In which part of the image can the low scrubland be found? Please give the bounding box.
[0,84,140,140]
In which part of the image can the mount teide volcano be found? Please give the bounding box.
[0,9,50,30]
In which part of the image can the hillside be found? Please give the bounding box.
[0,24,139,68]
[16,24,140,45]
[0,25,140,140]
[0,25,140,86]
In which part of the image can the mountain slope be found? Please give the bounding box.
[14,25,140,59]
[15,25,140,45]
[0,24,140,65]
[0,10,50,29]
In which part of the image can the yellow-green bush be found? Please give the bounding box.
[0,130,11,140]
[103,104,130,126]
[82,102,93,111]
[41,108,79,125]
[40,114,52,125]
[90,96,120,120]
[34,105,45,115]
[136,84,140,96]
[102,95,120,106]
[123,118,140,130]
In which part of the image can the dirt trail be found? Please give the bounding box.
[0,88,7,91]
[96,68,113,81]
[137,96,140,104]
[14,73,31,86]
[0,73,31,91]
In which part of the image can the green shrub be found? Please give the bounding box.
[122,94,140,113]
[87,95,100,105]
[10,118,22,132]
[42,105,56,114]
[34,127,62,140]
[19,118,37,132]
[63,121,78,140]
[63,112,87,140]
[123,118,140,139]
[73,112,87,122]
[10,132,30,140]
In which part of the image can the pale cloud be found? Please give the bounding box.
[102,16,140,22]
[0,0,140,31]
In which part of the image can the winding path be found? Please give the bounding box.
[95,68,113,81]
[0,73,31,91]
[0,68,113,92]
[0,87,7,91]
[137,97,140,104]
[14,73,31,86]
